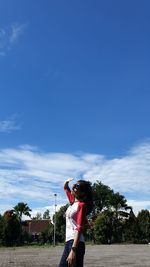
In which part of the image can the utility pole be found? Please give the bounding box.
[53,193,57,246]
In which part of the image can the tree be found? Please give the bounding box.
[2,210,20,246]
[39,223,54,244]
[0,214,3,245]
[54,204,69,243]
[91,181,134,243]
[121,206,139,243]
[32,212,42,220]
[92,181,128,217]
[13,202,32,221]
[93,211,114,244]
[13,202,32,244]
[92,181,113,215]
[43,209,51,220]
[93,209,125,244]
[137,209,150,243]
[110,192,127,213]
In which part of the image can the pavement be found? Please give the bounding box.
[0,244,149,267]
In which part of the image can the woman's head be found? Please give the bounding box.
[72,180,93,215]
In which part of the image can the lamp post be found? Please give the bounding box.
[53,193,57,246]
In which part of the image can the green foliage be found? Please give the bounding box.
[93,211,112,243]
[92,181,128,216]
[93,210,124,244]
[0,214,3,245]
[54,204,69,243]
[122,208,139,243]
[39,223,54,244]
[13,202,32,221]
[136,209,150,243]
[1,211,20,246]
[92,181,113,214]
[43,209,51,220]
[110,192,127,211]
[32,212,42,220]
[13,202,32,245]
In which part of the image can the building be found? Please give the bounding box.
[23,219,52,239]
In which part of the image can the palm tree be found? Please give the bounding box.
[13,202,32,244]
[13,202,32,221]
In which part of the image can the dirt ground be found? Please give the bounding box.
[0,244,150,267]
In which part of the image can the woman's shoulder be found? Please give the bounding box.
[78,201,86,208]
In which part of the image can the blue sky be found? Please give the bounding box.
[0,0,150,218]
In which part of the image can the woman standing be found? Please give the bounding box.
[58,177,93,267]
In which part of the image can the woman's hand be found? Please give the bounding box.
[65,177,74,183]
[66,249,76,267]
[64,178,74,189]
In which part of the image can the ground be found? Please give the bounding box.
[0,244,149,266]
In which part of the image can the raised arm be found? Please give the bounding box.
[64,177,74,190]
[64,177,74,204]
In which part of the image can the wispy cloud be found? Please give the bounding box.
[9,24,26,44]
[0,114,22,133]
[0,51,5,56]
[0,23,26,56]
[0,141,150,217]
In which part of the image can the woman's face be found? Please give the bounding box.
[72,182,85,198]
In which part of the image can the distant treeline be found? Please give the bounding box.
[0,181,150,246]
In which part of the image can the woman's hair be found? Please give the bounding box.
[76,180,93,215]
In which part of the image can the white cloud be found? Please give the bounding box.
[0,23,26,56]
[9,24,26,44]
[0,114,22,133]
[0,141,150,216]
[127,200,150,215]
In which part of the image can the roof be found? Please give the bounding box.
[23,220,52,234]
